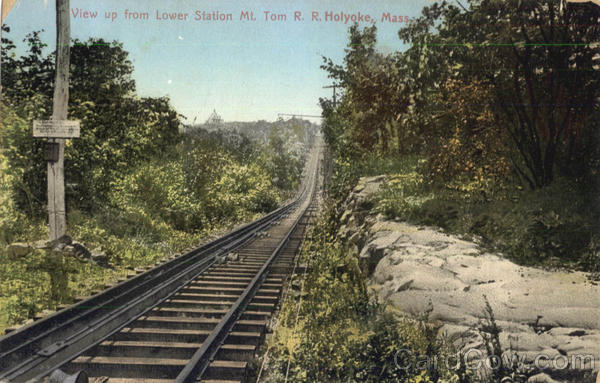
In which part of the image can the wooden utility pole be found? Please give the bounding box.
[48,0,70,240]
[323,84,339,108]
[1,0,19,22]
[2,0,19,101]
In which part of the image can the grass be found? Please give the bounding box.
[0,209,270,334]
[263,201,469,383]
[369,157,600,271]
[266,151,599,382]
[0,159,283,334]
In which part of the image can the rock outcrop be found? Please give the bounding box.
[337,176,599,382]
[5,242,33,258]
[4,235,108,267]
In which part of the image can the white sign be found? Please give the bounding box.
[33,120,80,138]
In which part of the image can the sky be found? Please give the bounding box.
[2,0,435,123]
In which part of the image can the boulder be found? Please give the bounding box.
[358,231,405,276]
[5,242,33,258]
[527,373,561,383]
[337,175,600,380]
[90,248,109,267]
[71,241,91,259]
[49,234,72,249]
[32,239,52,250]
[62,245,76,256]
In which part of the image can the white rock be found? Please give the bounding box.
[340,176,600,378]
[5,242,33,258]
[527,373,561,383]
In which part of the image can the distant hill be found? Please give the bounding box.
[183,117,320,146]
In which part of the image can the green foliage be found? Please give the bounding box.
[320,2,599,272]
[320,25,411,156]
[0,101,47,218]
[426,79,512,198]
[374,166,600,270]
[267,203,467,382]
[108,140,282,236]
[1,31,181,213]
[322,2,600,190]
[0,29,307,333]
[0,250,51,328]
[110,160,206,233]
[262,126,303,192]
[209,162,279,219]
[329,152,421,201]
[1,118,28,243]
[397,0,600,188]
[66,94,181,210]
[0,123,298,332]
[69,209,195,270]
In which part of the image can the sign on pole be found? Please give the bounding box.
[33,120,80,138]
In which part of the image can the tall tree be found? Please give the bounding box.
[321,25,410,155]
[399,0,600,188]
[1,32,181,213]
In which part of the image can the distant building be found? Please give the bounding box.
[205,109,223,126]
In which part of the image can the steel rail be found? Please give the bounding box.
[0,144,318,383]
[176,144,320,383]
[0,209,291,382]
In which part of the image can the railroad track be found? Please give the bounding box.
[0,142,323,383]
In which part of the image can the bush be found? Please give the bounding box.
[0,104,47,218]
[110,160,205,233]
[0,139,295,332]
[0,30,308,334]
[329,153,421,201]
[267,203,466,382]
[0,115,303,333]
[373,164,600,270]
[209,162,280,221]
[0,152,28,245]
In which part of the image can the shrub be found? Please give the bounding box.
[110,160,205,233]
[374,164,599,270]
[209,162,280,220]
[267,203,466,382]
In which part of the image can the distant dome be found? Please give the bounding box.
[206,109,223,125]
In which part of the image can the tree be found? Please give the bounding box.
[2,28,54,119]
[1,31,181,213]
[398,0,600,188]
[264,126,302,191]
[429,78,511,193]
[321,24,410,155]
